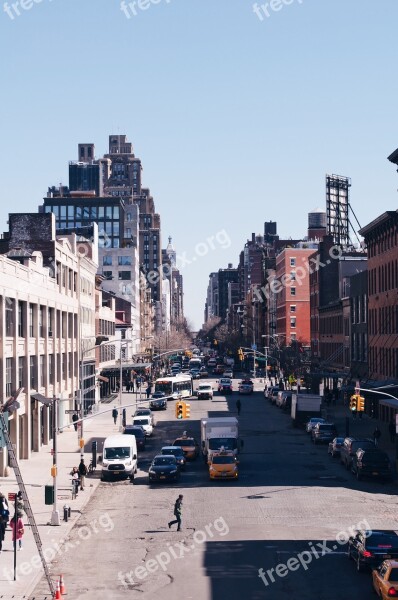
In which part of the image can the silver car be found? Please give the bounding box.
[306,417,325,434]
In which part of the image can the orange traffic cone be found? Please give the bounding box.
[60,574,66,595]
[53,579,63,599]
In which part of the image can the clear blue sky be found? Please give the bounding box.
[1,0,398,330]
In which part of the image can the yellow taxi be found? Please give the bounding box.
[208,449,239,480]
[172,435,199,460]
[372,560,398,598]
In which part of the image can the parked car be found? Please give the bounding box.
[132,416,153,437]
[123,425,146,451]
[239,379,254,394]
[218,378,233,394]
[311,422,337,444]
[281,392,292,412]
[305,417,325,434]
[149,398,167,411]
[348,530,398,572]
[276,391,290,408]
[160,446,186,470]
[148,455,180,483]
[351,448,393,481]
[328,437,344,457]
[372,560,398,598]
[264,385,279,401]
[340,437,375,470]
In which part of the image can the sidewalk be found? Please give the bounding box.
[0,391,145,599]
[322,400,397,462]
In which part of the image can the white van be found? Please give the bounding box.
[101,434,137,481]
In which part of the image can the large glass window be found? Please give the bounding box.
[118,256,132,266]
[98,206,104,218]
[40,355,45,387]
[67,206,74,218]
[60,205,67,218]
[30,355,36,388]
[106,206,113,219]
[76,207,82,219]
[18,301,24,337]
[29,303,34,337]
[39,306,45,337]
[103,255,113,266]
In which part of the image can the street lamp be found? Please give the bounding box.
[80,335,109,458]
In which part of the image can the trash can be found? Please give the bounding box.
[44,485,54,505]
[91,440,97,469]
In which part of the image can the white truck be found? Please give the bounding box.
[197,383,214,400]
[291,394,322,427]
[200,417,239,461]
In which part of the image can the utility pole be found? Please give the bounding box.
[50,396,60,526]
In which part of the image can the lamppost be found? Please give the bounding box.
[79,336,109,458]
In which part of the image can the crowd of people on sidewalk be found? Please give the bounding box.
[0,490,25,554]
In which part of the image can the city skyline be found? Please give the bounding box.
[1,1,398,328]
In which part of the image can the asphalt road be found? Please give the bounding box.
[33,378,398,599]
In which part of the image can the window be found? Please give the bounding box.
[18,301,24,337]
[118,256,132,266]
[103,271,113,280]
[103,255,112,266]
[118,271,131,280]
[6,358,13,396]
[39,306,45,338]
[290,333,296,341]
[290,257,296,267]
[290,305,296,312]
[125,228,131,238]
[18,357,24,388]
[290,272,296,281]
[290,287,296,296]
[5,298,14,336]
[290,317,296,328]
[48,308,54,336]
[40,355,45,387]
[29,303,34,337]
[30,355,36,389]
[121,329,126,339]
[49,354,54,384]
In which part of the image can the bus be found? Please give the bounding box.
[189,357,202,370]
[154,375,193,399]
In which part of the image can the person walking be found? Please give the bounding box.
[72,412,79,432]
[15,492,25,518]
[112,406,118,425]
[0,491,9,528]
[78,459,87,490]
[236,398,241,416]
[168,494,183,531]
[70,467,80,497]
[10,514,24,550]
[0,512,6,554]
[389,419,396,443]
[126,381,130,393]
[373,426,382,447]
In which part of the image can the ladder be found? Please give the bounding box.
[0,410,55,597]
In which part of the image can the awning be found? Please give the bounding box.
[97,375,109,383]
[379,398,398,410]
[31,393,53,406]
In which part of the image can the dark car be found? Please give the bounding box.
[351,448,393,481]
[340,437,375,470]
[151,392,166,400]
[348,530,398,571]
[199,367,209,378]
[161,446,186,470]
[218,378,233,395]
[328,437,344,457]
[149,398,167,411]
[311,423,337,444]
[123,425,146,450]
[148,455,180,483]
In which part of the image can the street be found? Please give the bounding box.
[32,381,398,599]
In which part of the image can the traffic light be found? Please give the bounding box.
[357,396,365,412]
[238,348,244,361]
[183,402,191,419]
[176,402,184,419]
[349,395,358,412]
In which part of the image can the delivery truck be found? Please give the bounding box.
[201,417,239,461]
[291,394,322,427]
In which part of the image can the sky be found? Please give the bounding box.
[1,0,398,330]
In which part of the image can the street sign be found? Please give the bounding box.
[8,493,16,501]
[251,344,257,350]
[65,409,78,414]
